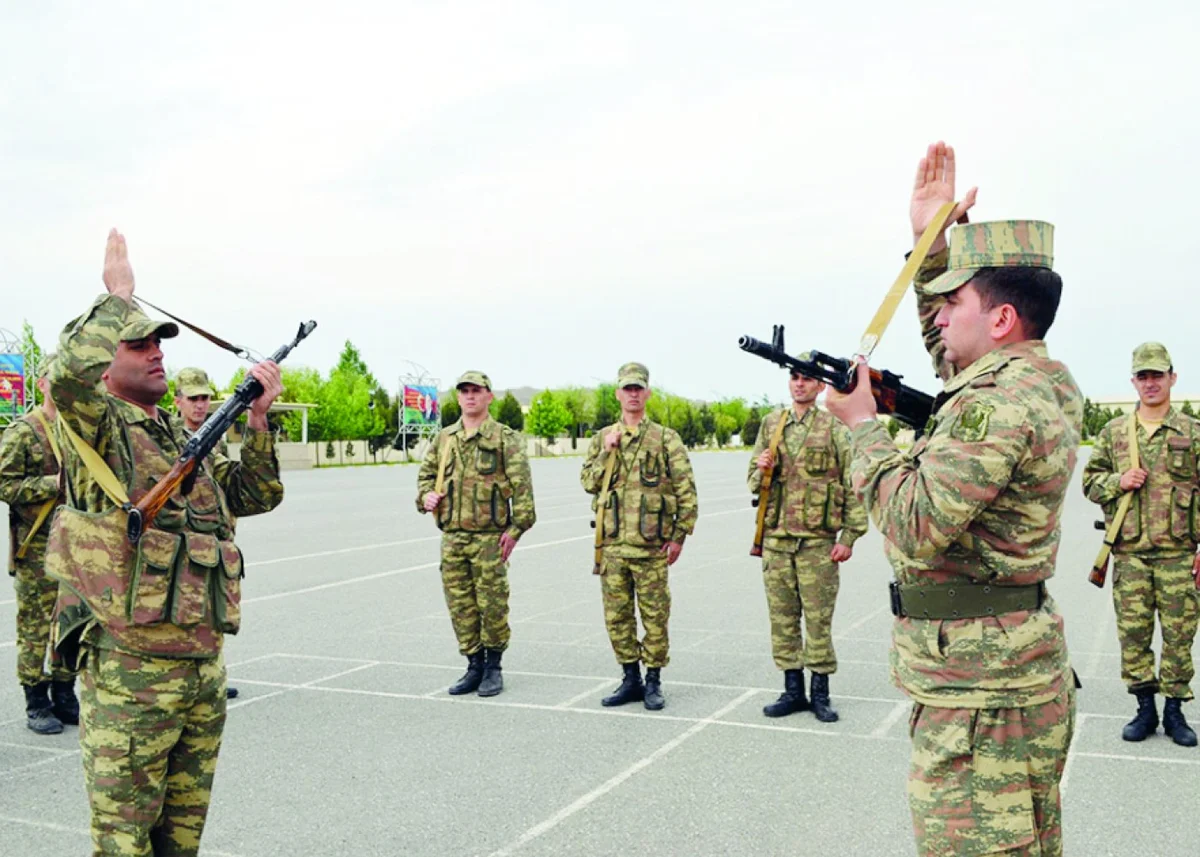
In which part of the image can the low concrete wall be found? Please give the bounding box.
[228,442,315,471]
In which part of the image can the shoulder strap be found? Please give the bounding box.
[31,409,62,466]
[434,435,451,495]
[1091,413,1140,582]
[56,416,131,509]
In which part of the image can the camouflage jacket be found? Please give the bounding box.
[416,417,535,540]
[844,249,1084,708]
[581,419,698,557]
[48,294,284,659]
[0,410,61,569]
[1082,408,1200,554]
[746,406,867,550]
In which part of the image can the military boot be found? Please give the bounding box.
[24,682,64,735]
[763,669,809,718]
[50,679,80,726]
[477,649,504,698]
[226,686,240,700]
[1162,698,1198,747]
[448,650,485,695]
[1121,689,1159,742]
[601,662,644,707]
[643,668,665,711]
[810,672,839,723]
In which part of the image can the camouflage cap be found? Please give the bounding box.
[616,362,649,389]
[1131,342,1172,374]
[921,220,1055,295]
[790,351,818,379]
[176,367,214,398]
[455,370,492,391]
[119,310,180,343]
[35,352,57,380]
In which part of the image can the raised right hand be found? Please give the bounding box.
[1119,468,1149,492]
[102,229,135,301]
[910,142,977,253]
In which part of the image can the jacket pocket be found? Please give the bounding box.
[129,528,181,626]
[173,532,218,626]
[215,540,244,634]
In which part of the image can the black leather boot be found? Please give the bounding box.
[1122,689,1159,742]
[763,669,808,718]
[643,667,665,711]
[24,682,64,735]
[601,662,644,707]
[1162,698,1198,747]
[50,679,80,725]
[810,672,839,723]
[477,648,504,697]
[448,650,485,695]
[226,687,240,700]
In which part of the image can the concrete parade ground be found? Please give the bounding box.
[1,451,1196,856]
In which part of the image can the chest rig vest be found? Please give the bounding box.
[595,422,679,548]
[436,425,515,533]
[1109,416,1199,549]
[763,410,845,537]
[46,411,244,659]
[9,413,60,552]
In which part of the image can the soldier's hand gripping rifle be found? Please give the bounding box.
[740,325,935,557]
[125,321,318,543]
[739,325,935,431]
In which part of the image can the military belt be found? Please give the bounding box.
[888,581,1044,620]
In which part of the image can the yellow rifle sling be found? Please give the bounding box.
[1091,413,1140,580]
[592,432,621,575]
[434,436,451,495]
[15,409,65,560]
[56,415,131,509]
[856,201,960,361]
[751,409,791,556]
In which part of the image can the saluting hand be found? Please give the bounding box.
[102,229,135,302]
[910,142,977,254]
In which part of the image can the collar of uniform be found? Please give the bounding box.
[110,393,170,427]
[620,416,650,438]
[942,340,1048,397]
[452,416,499,440]
[1147,406,1191,436]
[786,406,817,427]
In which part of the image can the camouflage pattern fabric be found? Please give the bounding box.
[1111,552,1199,699]
[761,541,840,673]
[599,553,670,668]
[440,531,511,655]
[908,683,1075,856]
[580,419,698,557]
[746,406,867,548]
[80,646,226,857]
[1,412,74,684]
[1082,408,1199,553]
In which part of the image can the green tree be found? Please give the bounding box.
[714,413,737,448]
[494,391,525,430]
[698,404,716,445]
[557,387,594,449]
[1181,400,1196,418]
[19,321,44,408]
[278,367,325,441]
[677,406,703,448]
[441,397,461,427]
[741,407,762,447]
[594,383,619,429]
[526,390,570,446]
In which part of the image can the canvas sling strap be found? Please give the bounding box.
[855,201,961,362]
[15,409,64,560]
[750,409,791,557]
[592,429,624,575]
[55,416,132,511]
[135,296,258,362]
[1089,412,1140,587]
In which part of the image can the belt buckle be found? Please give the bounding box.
[888,581,903,617]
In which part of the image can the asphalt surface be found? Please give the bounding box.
[1,450,1197,856]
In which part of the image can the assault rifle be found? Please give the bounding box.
[126,321,318,543]
[738,325,935,432]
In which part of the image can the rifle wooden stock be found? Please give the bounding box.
[750,410,789,557]
[127,458,197,542]
[1088,560,1108,588]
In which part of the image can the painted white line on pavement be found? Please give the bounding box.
[0,739,75,755]
[837,605,889,637]
[870,700,911,739]
[486,689,759,857]
[0,814,248,857]
[554,680,616,710]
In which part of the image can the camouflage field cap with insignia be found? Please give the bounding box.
[1131,342,1172,374]
[456,370,492,391]
[617,362,650,389]
[176,367,214,398]
[119,310,180,343]
[921,220,1055,296]
[35,352,57,380]
[791,351,818,379]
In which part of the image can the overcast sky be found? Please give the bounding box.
[2,1,1197,404]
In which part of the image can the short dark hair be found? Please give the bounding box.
[970,266,1063,340]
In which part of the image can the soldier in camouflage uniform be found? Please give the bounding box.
[581,362,698,711]
[826,143,1082,856]
[0,353,79,734]
[417,371,536,698]
[1082,342,1200,747]
[48,229,284,856]
[174,367,240,702]
[747,363,867,721]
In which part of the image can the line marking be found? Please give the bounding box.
[870,700,910,739]
[837,605,888,637]
[486,690,759,857]
[227,662,379,712]
[554,680,616,709]
[0,739,76,755]
[0,814,248,857]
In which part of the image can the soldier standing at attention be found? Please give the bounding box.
[1082,343,1199,747]
[826,143,1083,856]
[747,361,866,721]
[581,362,698,711]
[417,371,535,698]
[174,367,240,701]
[0,353,79,734]
[49,229,285,856]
